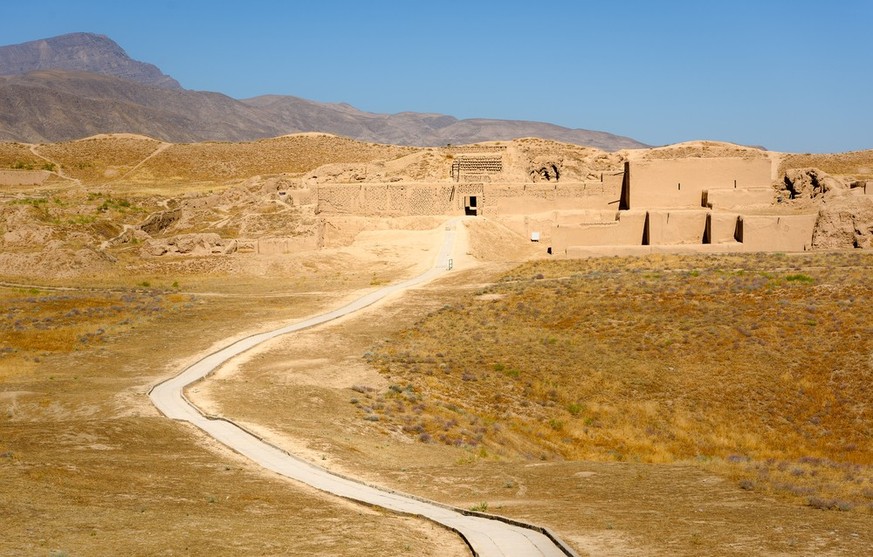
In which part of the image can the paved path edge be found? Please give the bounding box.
[147,219,580,557]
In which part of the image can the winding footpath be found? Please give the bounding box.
[149,219,575,557]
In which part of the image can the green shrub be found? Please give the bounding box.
[785,273,814,283]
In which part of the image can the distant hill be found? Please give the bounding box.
[241,96,647,150]
[0,32,181,90]
[0,34,647,151]
[0,70,279,144]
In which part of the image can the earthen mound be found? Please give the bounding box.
[775,168,873,249]
[782,168,848,200]
[636,140,770,161]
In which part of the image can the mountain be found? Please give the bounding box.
[0,34,646,150]
[0,70,276,143]
[0,32,180,89]
[241,96,645,150]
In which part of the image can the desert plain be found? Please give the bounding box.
[1,133,871,556]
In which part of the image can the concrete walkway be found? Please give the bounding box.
[149,219,575,557]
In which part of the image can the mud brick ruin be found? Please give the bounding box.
[304,141,864,256]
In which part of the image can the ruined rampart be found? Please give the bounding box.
[315,154,823,255]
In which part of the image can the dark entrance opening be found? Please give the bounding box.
[465,195,478,216]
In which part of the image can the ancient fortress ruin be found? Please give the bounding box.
[302,140,871,256]
[7,135,866,266]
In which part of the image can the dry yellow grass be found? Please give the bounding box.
[369,252,873,511]
[35,136,163,183]
[197,261,873,555]
[7,134,415,191]
[0,269,467,556]
[126,135,416,184]
[0,142,48,169]
[780,149,873,179]
[0,286,187,362]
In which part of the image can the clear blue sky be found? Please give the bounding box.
[3,0,871,153]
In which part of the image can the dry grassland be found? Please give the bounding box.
[3,134,415,192]
[127,135,415,184]
[370,253,873,511]
[35,136,163,183]
[0,142,48,169]
[780,150,873,180]
[0,269,467,556]
[199,258,872,556]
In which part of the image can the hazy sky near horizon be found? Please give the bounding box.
[3,0,871,153]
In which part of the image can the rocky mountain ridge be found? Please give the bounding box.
[0,32,181,89]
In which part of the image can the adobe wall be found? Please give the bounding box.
[313,157,818,255]
[499,214,558,243]
[705,187,775,209]
[551,211,646,253]
[552,210,816,254]
[709,212,742,244]
[737,214,818,252]
[316,180,621,217]
[317,183,471,216]
[555,210,621,226]
[625,158,771,209]
[645,210,708,245]
[489,181,621,214]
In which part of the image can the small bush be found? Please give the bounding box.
[469,502,489,512]
[807,497,854,511]
[785,273,814,283]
